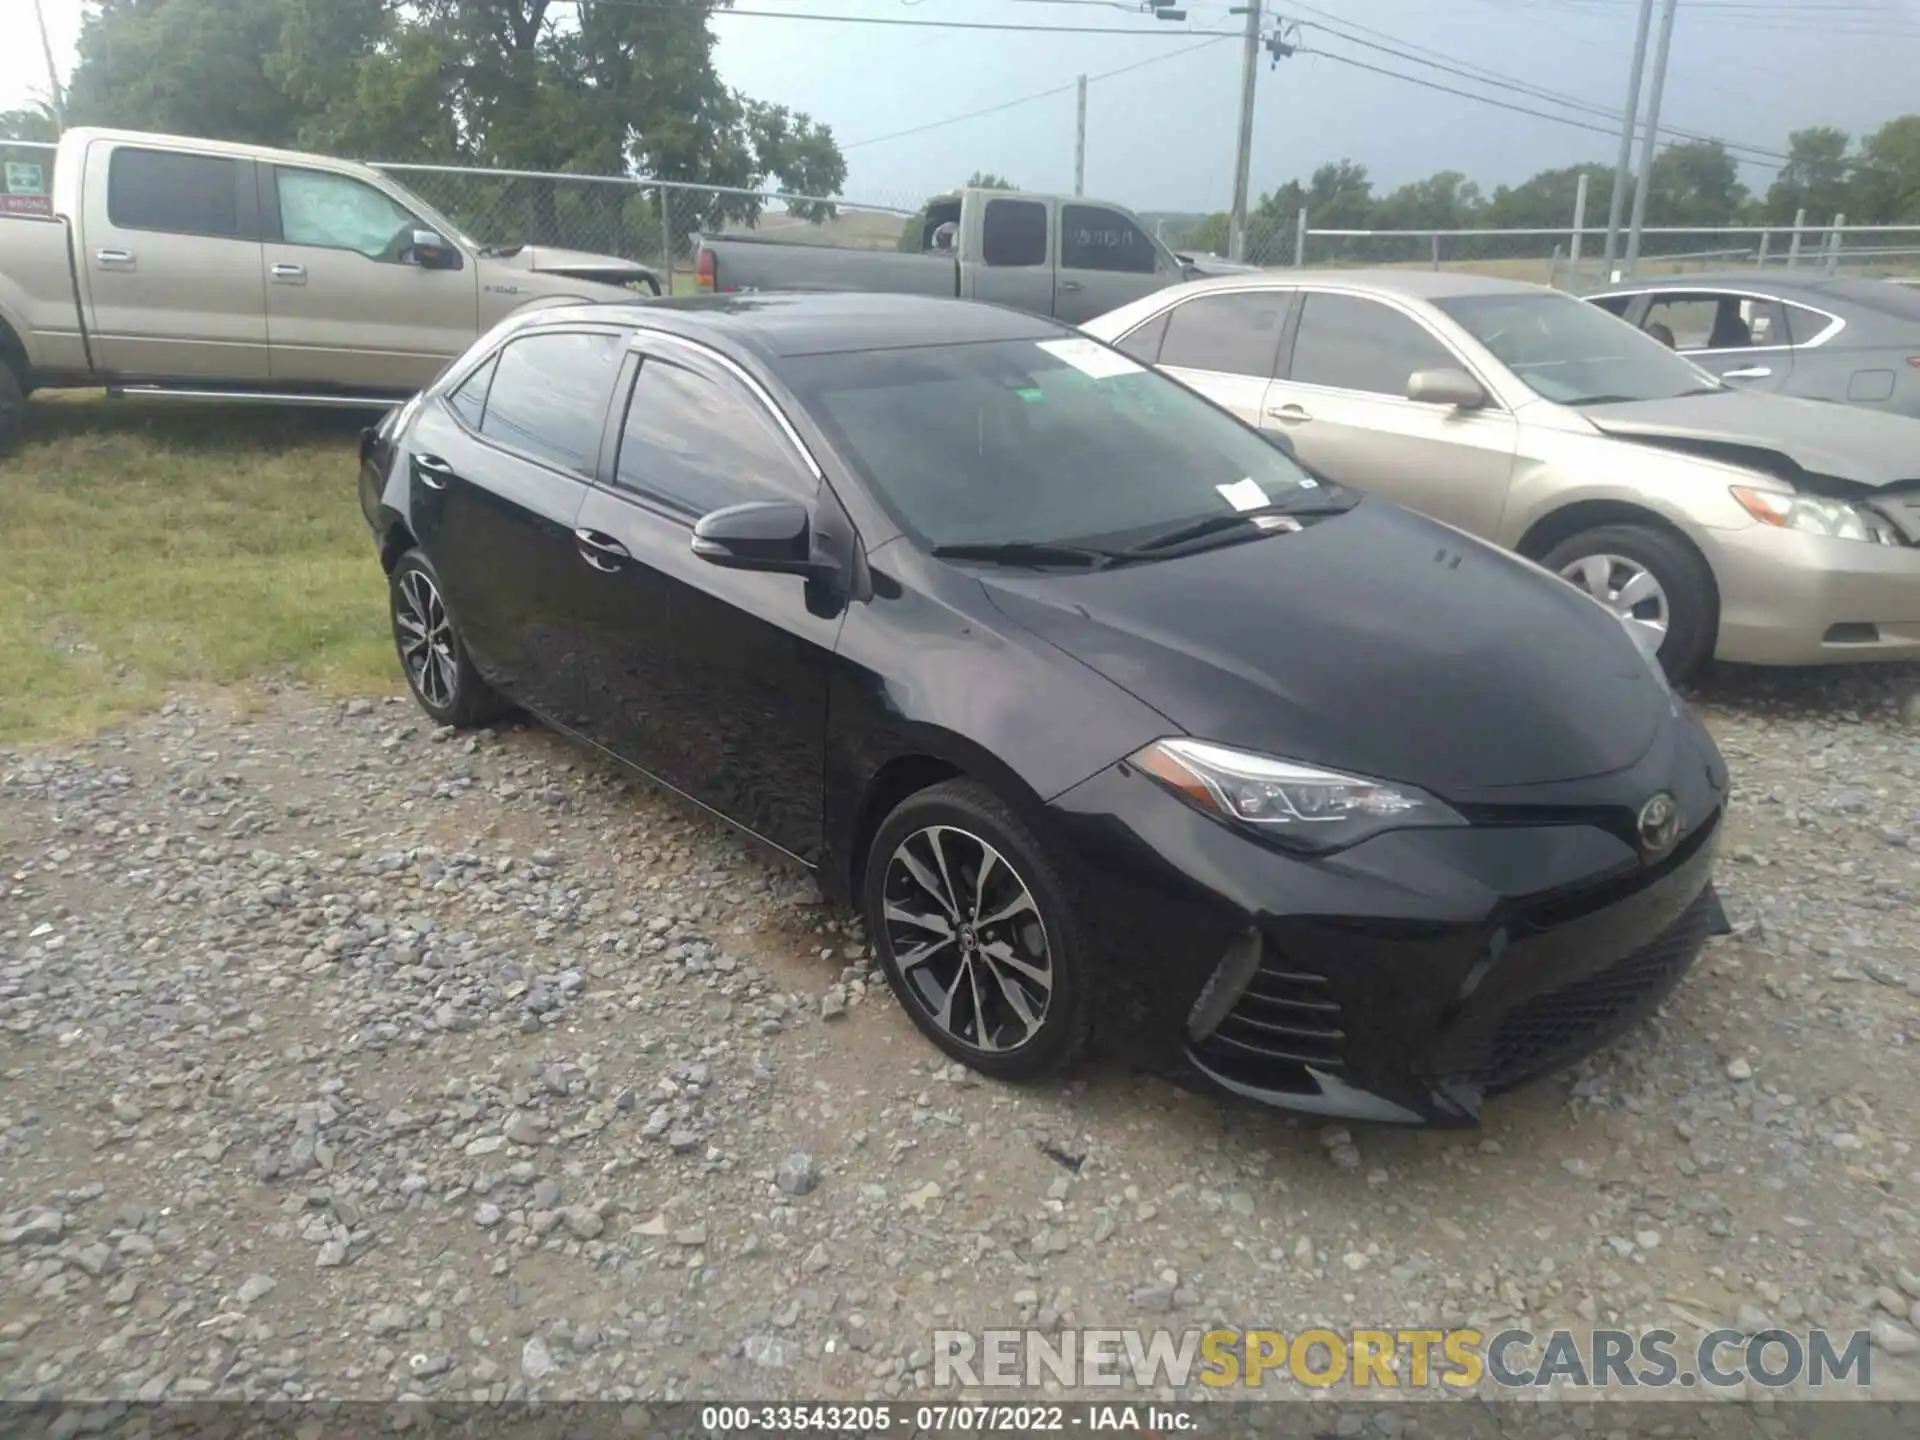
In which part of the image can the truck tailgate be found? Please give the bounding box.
[702,238,959,298]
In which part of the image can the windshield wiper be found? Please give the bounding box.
[1119,498,1352,557]
[929,541,1127,569]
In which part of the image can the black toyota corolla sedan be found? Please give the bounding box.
[359,293,1729,1125]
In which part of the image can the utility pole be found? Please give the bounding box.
[1602,0,1654,270]
[1622,0,1678,278]
[31,0,67,131]
[1074,74,1087,197]
[1226,0,1261,263]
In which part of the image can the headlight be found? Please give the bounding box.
[1731,486,1899,544]
[1128,738,1466,853]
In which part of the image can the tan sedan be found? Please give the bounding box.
[1082,271,1920,679]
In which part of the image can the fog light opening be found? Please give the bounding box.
[1187,927,1265,1042]
[1822,622,1880,645]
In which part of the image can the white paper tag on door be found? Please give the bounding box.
[1035,337,1143,379]
[1215,477,1269,511]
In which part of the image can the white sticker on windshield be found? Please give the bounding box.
[1216,477,1269,511]
[1035,337,1143,380]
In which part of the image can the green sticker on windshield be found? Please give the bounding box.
[1014,386,1045,403]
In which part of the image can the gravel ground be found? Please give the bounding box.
[3,665,1919,1415]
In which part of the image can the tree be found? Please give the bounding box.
[1480,164,1612,232]
[1370,170,1482,231]
[1305,159,1373,229]
[62,0,847,253]
[896,173,1018,252]
[1850,115,1920,222]
[0,106,59,143]
[967,171,1016,191]
[1763,126,1851,225]
[1646,139,1748,228]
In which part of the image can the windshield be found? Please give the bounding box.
[1435,292,1721,406]
[784,337,1339,551]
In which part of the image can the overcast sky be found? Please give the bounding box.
[9,0,1918,214]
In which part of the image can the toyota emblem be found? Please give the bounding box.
[1637,792,1681,855]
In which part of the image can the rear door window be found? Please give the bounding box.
[107,148,243,237]
[982,199,1048,268]
[1158,293,1289,378]
[478,331,625,474]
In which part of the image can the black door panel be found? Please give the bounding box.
[570,344,841,860]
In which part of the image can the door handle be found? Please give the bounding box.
[270,262,307,283]
[575,528,630,572]
[413,454,455,490]
[1721,366,1771,379]
[95,247,135,269]
[1059,280,1083,293]
[1266,403,1312,424]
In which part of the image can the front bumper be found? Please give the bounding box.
[1046,711,1729,1125]
[1709,522,1920,665]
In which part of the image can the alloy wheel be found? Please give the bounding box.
[1559,552,1669,651]
[881,825,1053,1054]
[396,570,459,710]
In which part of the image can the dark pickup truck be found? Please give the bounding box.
[695,187,1202,325]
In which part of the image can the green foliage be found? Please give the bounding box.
[61,0,847,250]
[0,106,59,143]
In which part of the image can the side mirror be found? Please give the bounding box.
[409,229,461,270]
[691,501,837,582]
[1407,368,1487,410]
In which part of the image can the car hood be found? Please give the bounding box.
[979,500,1667,796]
[503,246,662,294]
[1580,390,1920,488]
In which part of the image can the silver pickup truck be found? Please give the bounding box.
[695,188,1194,324]
[0,127,662,451]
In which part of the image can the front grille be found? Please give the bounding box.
[1191,958,1345,1094]
[1441,891,1718,1093]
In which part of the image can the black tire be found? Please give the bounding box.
[387,549,509,728]
[863,778,1093,1083]
[0,360,24,457]
[1540,522,1718,682]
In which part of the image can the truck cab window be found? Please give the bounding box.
[982,199,1048,268]
[1060,204,1157,275]
[107,148,241,238]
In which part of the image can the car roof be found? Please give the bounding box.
[528,292,1067,358]
[1142,268,1554,301]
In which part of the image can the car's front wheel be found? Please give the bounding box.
[388,549,509,728]
[863,779,1092,1082]
[1541,523,1718,682]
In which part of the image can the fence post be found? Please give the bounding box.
[1430,232,1441,271]
[659,185,674,292]
[1549,242,1564,289]
[1825,213,1845,276]
[1569,171,1589,276]
[1755,229,1770,268]
[1294,207,1307,269]
[1787,207,1806,269]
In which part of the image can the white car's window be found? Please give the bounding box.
[1159,293,1289,379]
[278,168,417,259]
[1437,292,1722,405]
[1289,293,1458,397]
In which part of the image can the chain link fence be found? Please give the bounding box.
[373,164,919,293]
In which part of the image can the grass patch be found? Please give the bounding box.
[0,394,395,744]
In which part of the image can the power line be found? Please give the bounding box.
[572,0,1243,36]
[843,36,1231,149]
[1299,43,1786,169]
[1282,6,1789,161]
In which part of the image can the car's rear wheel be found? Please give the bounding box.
[863,779,1092,1083]
[1541,523,1717,682]
[388,549,508,728]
